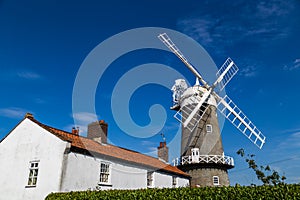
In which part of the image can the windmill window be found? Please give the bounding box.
[213,176,219,186]
[147,171,154,187]
[99,162,110,184]
[206,124,213,133]
[26,161,39,187]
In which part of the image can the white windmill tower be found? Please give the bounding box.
[158,33,266,187]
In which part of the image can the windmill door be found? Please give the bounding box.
[191,148,200,163]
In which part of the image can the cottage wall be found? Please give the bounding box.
[0,119,68,200]
[60,152,188,191]
[0,118,190,199]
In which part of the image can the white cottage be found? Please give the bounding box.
[0,114,190,200]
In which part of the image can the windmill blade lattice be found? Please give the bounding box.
[158,33,209,89]
[214,58,239,91]
[216,95,266,149]
[174,90,210,132]
[158,33,266,149]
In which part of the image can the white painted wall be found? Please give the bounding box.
[110,161,147,189]
[153,172,190,188]
[177,176,190,188]
[153,172,172,188]
[0,119,190,200]
[0,119,69,200]
[61,152,189,191]
[60,152,101,191]
[61,152,148,191]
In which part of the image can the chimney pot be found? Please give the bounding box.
[72,127,79,135]
[25,113,34,119]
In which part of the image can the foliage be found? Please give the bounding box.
[46,184,300,200]
[237,148,286,186]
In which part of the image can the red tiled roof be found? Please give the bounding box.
[27,116,189,177]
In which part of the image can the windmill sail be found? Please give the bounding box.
[158,32,266,149]
[217,95,266,148]
[213,58,239,91]
[174,89,211,132]
[158,33,209,89]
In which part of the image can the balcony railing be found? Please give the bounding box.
[172,154,234,167]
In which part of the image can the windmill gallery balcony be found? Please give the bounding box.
[172,154,234,168]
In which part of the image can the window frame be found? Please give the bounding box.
[213,176,220,186]
[172,176,177,188]
[147,171,154,188]
[206,124,213,133]
[99,162,111,185]
[26,161,39,188]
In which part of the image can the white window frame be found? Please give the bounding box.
[213,176,220,186]
[172,176,177,188]
[147,171,154,188]
[206,124,213,133]
[99,162,111,185]
[26,161,39,187]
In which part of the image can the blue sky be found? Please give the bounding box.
[0,0,300,185]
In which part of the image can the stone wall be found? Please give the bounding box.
[179,164,230,187]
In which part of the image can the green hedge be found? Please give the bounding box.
[46,184,300,200]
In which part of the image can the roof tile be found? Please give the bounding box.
[28,117,189,177]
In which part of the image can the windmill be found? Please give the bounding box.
[158,33,266,187]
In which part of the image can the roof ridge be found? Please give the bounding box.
[27,117,88,138]
[27,117,159,159]
[25,116,189,177]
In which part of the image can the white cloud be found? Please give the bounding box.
[283,58,300,71]
[278,131,300,149]
[66,112,99,135]
[72,112,98,123]
[63,124,88,136]
[17,71,42,80]
[255,1,292,19]
[239,65,258,78]
[140,140,155,146]
[144,146,158,158]
[0,70,42,81]
[176,0,295,55]
[0,107,31,119]
[177,17,214,46]
[34,98,46,104]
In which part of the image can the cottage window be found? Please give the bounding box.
[172,176,177,187]
[99,162,110,183]
[206,124,212,133]
[213,176,219,186]
[147,171,154,187]
[27,161,39,187]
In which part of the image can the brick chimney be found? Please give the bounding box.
[24,113,34,120]
[157,141,169,163]
[87,120,108,144]
[71,127,79,135]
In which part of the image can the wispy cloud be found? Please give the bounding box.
[73,112,98,123]
[278,131,300,149]
[17,71,42,80]
[0,107,31,119]
[0,70,42,81]
[237,58,262,78]
[283,58,300,71]
[34,98,46,104]
[163,122,180,131]
[140,140,156,146]
[239,65,258,78]
[65,112,99,135]
[177,0,295,55]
